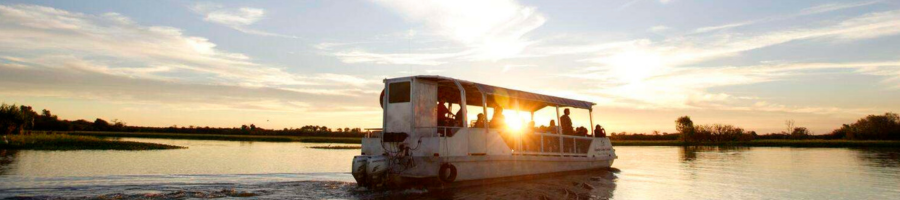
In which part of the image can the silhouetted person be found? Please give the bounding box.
[560,108,573,135]
[490,106,505,128]
[473,113,486,128]
[594,124,607,137]
[437,99,451,126]
[549,119,557,134]
[576,126,587,136]
[455,107,464,127]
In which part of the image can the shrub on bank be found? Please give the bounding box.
[832,113,900,140]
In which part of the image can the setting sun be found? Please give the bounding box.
[503,110,528,133]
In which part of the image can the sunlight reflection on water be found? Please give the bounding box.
[1,138,899,199]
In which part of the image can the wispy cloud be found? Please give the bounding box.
[191,2,296,38]
[326,0,547,65]
[0,4,377,112]
[562,9,900,112]
[694,1,881,33]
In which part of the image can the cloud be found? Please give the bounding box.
[617,0,642,11]
[561,10,900,112]
[331,50,470,66]
[0,4,378,111]
[649,25,670,33]
[328,0,546,65]
[799,1,881,15]
[191,2,296,38]
[694,1,881,33]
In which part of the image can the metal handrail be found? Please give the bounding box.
[404,126,596,156]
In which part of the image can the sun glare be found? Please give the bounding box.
[503,110,527,133]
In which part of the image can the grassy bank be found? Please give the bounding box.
[612,139,900,148]
[308,145,362,149]
[51,131,900,148]
[1,134,184,150]
[68,131,362,144]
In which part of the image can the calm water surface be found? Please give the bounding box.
[1,138,898,199]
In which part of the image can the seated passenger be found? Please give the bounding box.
[527,121,535,133]
[437,99,452,126]
[560,108,574,135]
[489,106,505,128]
[473,113,486,128]
[576,126,588,136]
[548,119,557,134]
[594,124,607,137]
[454,108,464,127]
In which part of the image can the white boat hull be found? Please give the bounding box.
[435,155,614,182]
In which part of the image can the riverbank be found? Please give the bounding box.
[67,131,362,144]
[612,139,900,147]
[1,134,184,150]
[51,131,900,147]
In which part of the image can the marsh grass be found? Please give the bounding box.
[68,131,362,144]
[612,139,900,147]
[308,145,362,149]
[1,134,184,150]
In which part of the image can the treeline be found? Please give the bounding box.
[610,113,900,141]
[609,131,680,140]
[1,103,366,137]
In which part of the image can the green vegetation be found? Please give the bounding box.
[1,103,33,135]
[1,134,184,150]
[832,113,900,140]
[308,145,362,149]
[68,131,362,144]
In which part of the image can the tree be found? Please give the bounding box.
[93,118,110,130]
[676,116,695,142]
[1,104,25,134]
[837,113,900,140]
[785,120,795,134]
[791,127,810,139]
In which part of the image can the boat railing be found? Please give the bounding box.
[410,126,595,157]
[515,131,593,156]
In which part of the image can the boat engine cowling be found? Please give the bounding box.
[366,156,388,187]
[351,156,369,186]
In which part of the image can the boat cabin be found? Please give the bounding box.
[365,75,605,158]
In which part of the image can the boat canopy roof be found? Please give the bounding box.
[385,75,595,111]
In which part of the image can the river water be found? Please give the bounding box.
[1,138,899,199]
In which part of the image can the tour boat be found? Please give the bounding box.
[352,75,616,188]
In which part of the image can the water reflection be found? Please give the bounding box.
[0,150,17,175]
[679,146,749,162]
[853,148,900,168]
[362,169,618,200]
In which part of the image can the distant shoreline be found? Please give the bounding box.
[67,131,362,144]
[53,131,900,148]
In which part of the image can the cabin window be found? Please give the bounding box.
[388,81,411,103]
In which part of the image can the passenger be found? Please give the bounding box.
[560,108,574,135]
[594,124,607,137]
[473,113,486,128]
[549,119,557,134]
[489,106,505,128]
[437,99,452,126]
[454,108,464,127]
[576,126,588,136]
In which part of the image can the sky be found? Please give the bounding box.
[1,0,899,134]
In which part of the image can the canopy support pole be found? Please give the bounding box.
[556,106,563,154]
[589,109,594,137]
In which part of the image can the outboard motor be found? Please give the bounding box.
[366,155,389,187]
[351,156,369,187]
